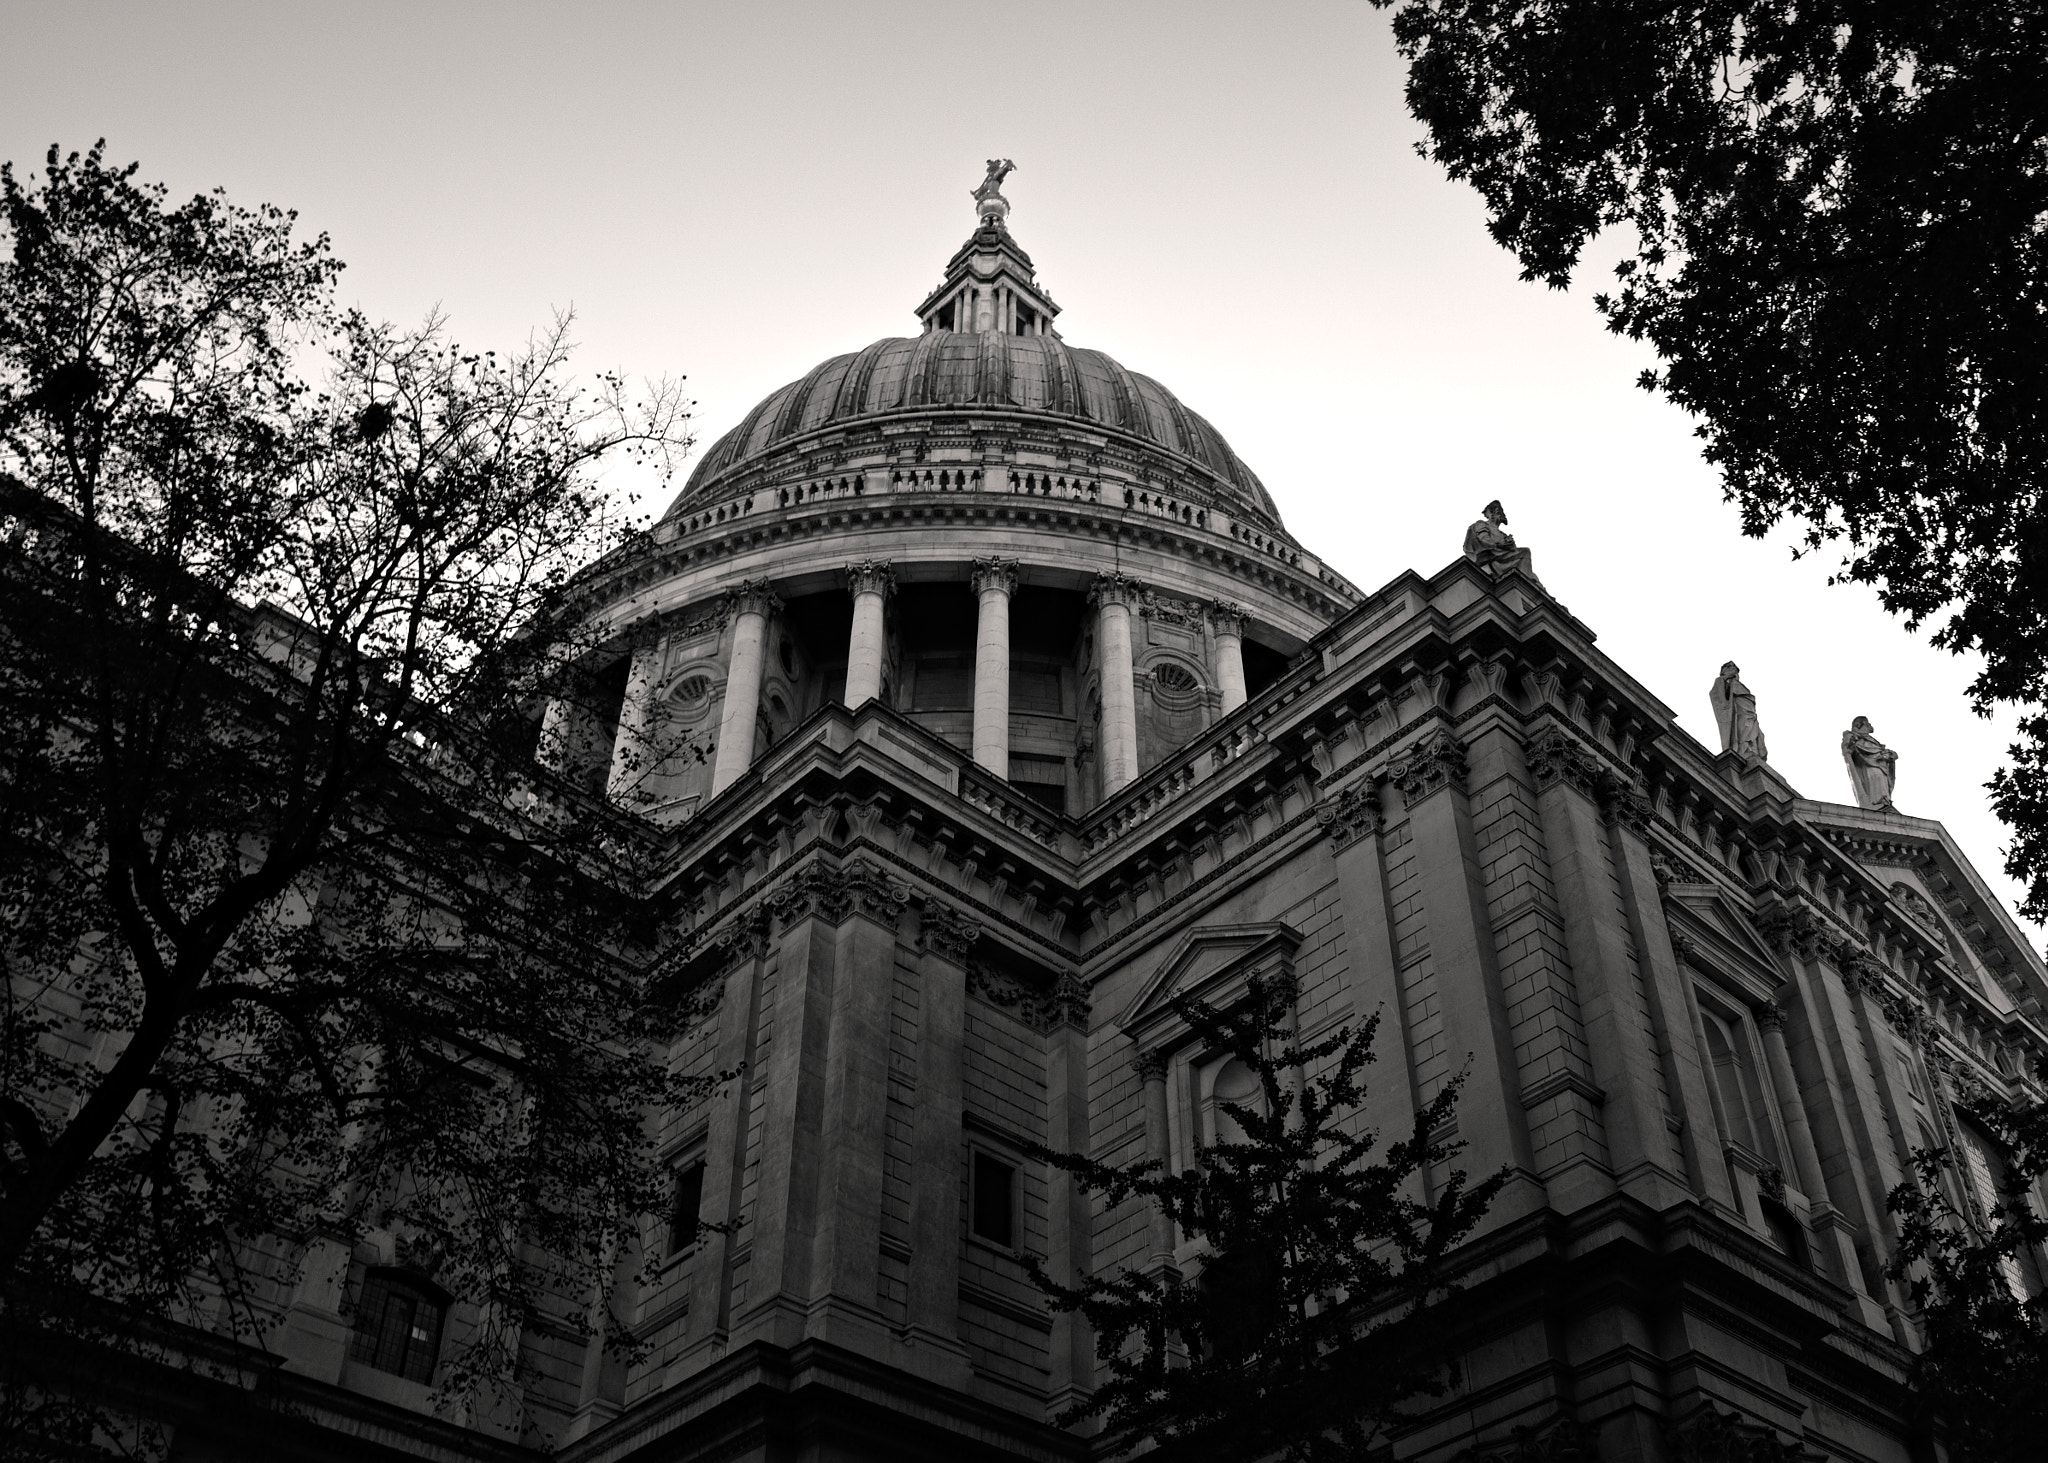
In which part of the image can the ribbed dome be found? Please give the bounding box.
[664,331,1283,527]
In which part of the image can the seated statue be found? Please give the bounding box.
[1463,500,1537,581]
[1841,716,1898,810]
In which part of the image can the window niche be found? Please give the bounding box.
[349,1269,448,1385]
[969,1148,1019,1250]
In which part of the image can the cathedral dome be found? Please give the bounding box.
[664,330,1284,528]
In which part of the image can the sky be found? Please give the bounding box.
[6,0,2037,943]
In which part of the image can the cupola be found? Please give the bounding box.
[913,159,1060,337]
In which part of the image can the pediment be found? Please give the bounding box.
[1116,921,1302,1049]
[1666,887,1785,1000]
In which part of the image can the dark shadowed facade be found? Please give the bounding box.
[108,179,2048,1461]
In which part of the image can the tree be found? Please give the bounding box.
[1372,2,2048,913]
[1026,975,1504,1462]
[0,143,704,1447]
[1886,1090,2048,1462]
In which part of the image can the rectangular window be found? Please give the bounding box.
[1010,665,1063,715]
[913,658,973,711]
[970,1152,1016,1248]
[349,1271,446,1384]
[667,1161,706,1257]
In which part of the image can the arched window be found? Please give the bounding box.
[349,1269,447,1384]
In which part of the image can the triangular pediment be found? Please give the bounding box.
[1666,887,1786,1000]
[1116,921,1302,1048]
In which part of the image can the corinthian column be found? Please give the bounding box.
[604,631,665,807]
[710,581,780,795]
[1208,601,1248,714]
[843,560,894,707]
[970,558,1018,773]
[1092,574,1141,794]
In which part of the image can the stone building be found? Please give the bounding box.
[160,178,2048,1457]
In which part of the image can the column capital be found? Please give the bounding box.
[1316,782,1384,848]
[844,560,896,600]
[726,578,782,620]
[1133,1048,1169,1082]
[970,557,1020,598]
[1205,600,1248,638]
[917,903,982,962]
[1089,572,1144,610]
[1389,730,1468,801]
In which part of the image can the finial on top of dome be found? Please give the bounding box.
[972,159,1016,224]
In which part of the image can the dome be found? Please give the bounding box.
[665,332,1282,528]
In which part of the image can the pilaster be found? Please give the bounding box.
[1525,726,1690,1211]
[903,902,977,1385]
[1389,730,1545,1218]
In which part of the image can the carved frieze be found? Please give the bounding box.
[967,961,1088,1033]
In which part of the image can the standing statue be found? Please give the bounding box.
[1841,716,1898,810]
[972,159,1016,222]
[1709,662,1769,763]
[1462,500,1538,580]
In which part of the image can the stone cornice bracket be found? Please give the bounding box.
[1089,571,1144,609]
[726,578,782,620]
[917,902,983,962]
[969,557,1019,598]
[1315,782,1384,849]
[1525,724,1602,797]
[1205,600,1248,637]
[845,560,897,600]
[1389,730,1468,802]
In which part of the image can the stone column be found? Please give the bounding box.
[604,632,666,808]
[1136,1050,1178,1274]
[1208,601,1249,714]
[709,581,779,795]
[843,560,895,708]
[1092,574,1141,794]
[906,904,978,1383]
[1756,997,1831,1211]
[970,558,1018,773]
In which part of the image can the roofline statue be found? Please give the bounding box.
[1841,715,1898,811]
[1710,661,1769,765]
[1462,499,1539,583]
[973,159,1016,223]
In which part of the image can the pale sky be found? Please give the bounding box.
[8,1,2037,942]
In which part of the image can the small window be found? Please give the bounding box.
[779,638,796,676]
[667,1161,705,1257]
[349,1270,446,1384]
[971,1152,1016,1248]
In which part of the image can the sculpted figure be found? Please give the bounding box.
[1462,499,1536,580]
[972,159,1016,220]
[1841,716,1898,810]
[1709,661,1769,763]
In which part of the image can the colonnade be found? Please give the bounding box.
[561,564,1254,809]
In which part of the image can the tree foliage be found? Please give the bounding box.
[1886,1093,2048,1462]
[1026,976,1504,1462]
[1374,1,2048,912]
[0,143,704,1446]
